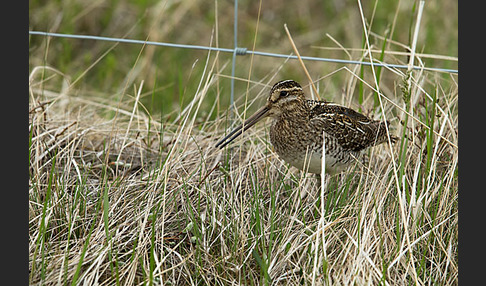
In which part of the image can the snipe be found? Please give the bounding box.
[216,80,397,174]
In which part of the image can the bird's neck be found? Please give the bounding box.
[279,98,309,118]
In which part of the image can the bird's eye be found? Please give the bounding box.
[280,91,288,97]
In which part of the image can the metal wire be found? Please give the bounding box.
[29,31,458,75]
[230,0,239,114]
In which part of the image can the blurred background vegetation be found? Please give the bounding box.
[29,0,457,121]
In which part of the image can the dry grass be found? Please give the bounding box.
[29,64,458,285]
[29,0,457,285]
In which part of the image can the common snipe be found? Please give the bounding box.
[216,80,397,174]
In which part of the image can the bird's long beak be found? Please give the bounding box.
[215,105,270,149]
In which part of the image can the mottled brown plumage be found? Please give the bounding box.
[216,80,397,174]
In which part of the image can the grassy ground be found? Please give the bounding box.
[29,0,458,284]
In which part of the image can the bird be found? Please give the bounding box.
[215,80,397,174]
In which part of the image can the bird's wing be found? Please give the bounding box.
[308,101,385,151]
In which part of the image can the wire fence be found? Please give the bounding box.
[29,0,457,108]
[28,31,458,75]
